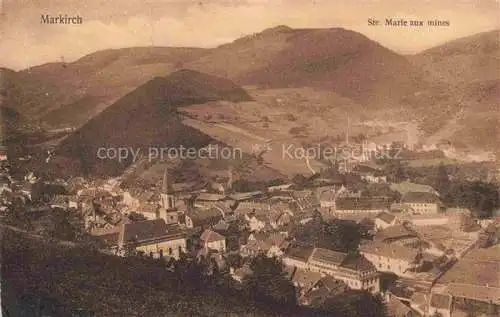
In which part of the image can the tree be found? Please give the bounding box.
[293,218,364,252]
[291,174,309,189]
[322,291,388,317]
[226,253,243,268]
[243,254,297,310]
[384,160,407,183]
[435,162,450,194]
[322,220,363,252]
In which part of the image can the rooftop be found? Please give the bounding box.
[340,253,377,272]
[228,191,264,201]
[335,197,389,211]
[200,229,225,243]
[187,207,224,227]
[390,181,439,196]
[401,191,441,204]
[285,245,315,262]
[375,224,418,242]
[291,268,322,288]
[360,241,420,262]
[387,295,414,317]
[196,192,226,201]
[121,219,184,245]
[310,248,347,266]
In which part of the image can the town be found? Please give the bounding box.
[1,134,498,317]
[1,5,498,315]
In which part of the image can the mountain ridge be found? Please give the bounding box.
[52,69,253,176]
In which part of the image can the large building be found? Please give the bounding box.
[95,219,187,260]
[334,197,390,214]
[283,246,380,293]
[401,192,443,214]
[359,241,422,277]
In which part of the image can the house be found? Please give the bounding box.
[386,293,418,317]
[374,225,418,243]
[359,241,423,277]
[354,164,387,183]
[292,190,320,211]
[240,231,289,258]
[268,203,293,229]
[245,213,268,232]
[137,203,160,220]
[122,189,155,209]
[401,192,443,214]
[303,276,347,306]
[375,212,399,230]
[200,229,226,252]
[185,207,224,230]
[428,293,452,317]
[317,187,337,208]
[335,197,390,214]
[446,208,472,231]
[291,269,323,295]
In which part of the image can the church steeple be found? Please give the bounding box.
[162,167,173,193]
[160,168,175,211]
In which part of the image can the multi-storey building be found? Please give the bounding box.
[359,241,422,277]
[283,246,380,293]
[401,192,443,214]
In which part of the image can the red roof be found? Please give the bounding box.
[200,229,225,243]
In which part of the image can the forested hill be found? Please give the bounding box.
[1,228,387,317]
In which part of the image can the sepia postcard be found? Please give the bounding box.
[0,1,499,316]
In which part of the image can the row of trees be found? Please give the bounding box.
[428,164,499,218]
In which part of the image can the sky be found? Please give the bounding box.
[0,0,498,70]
